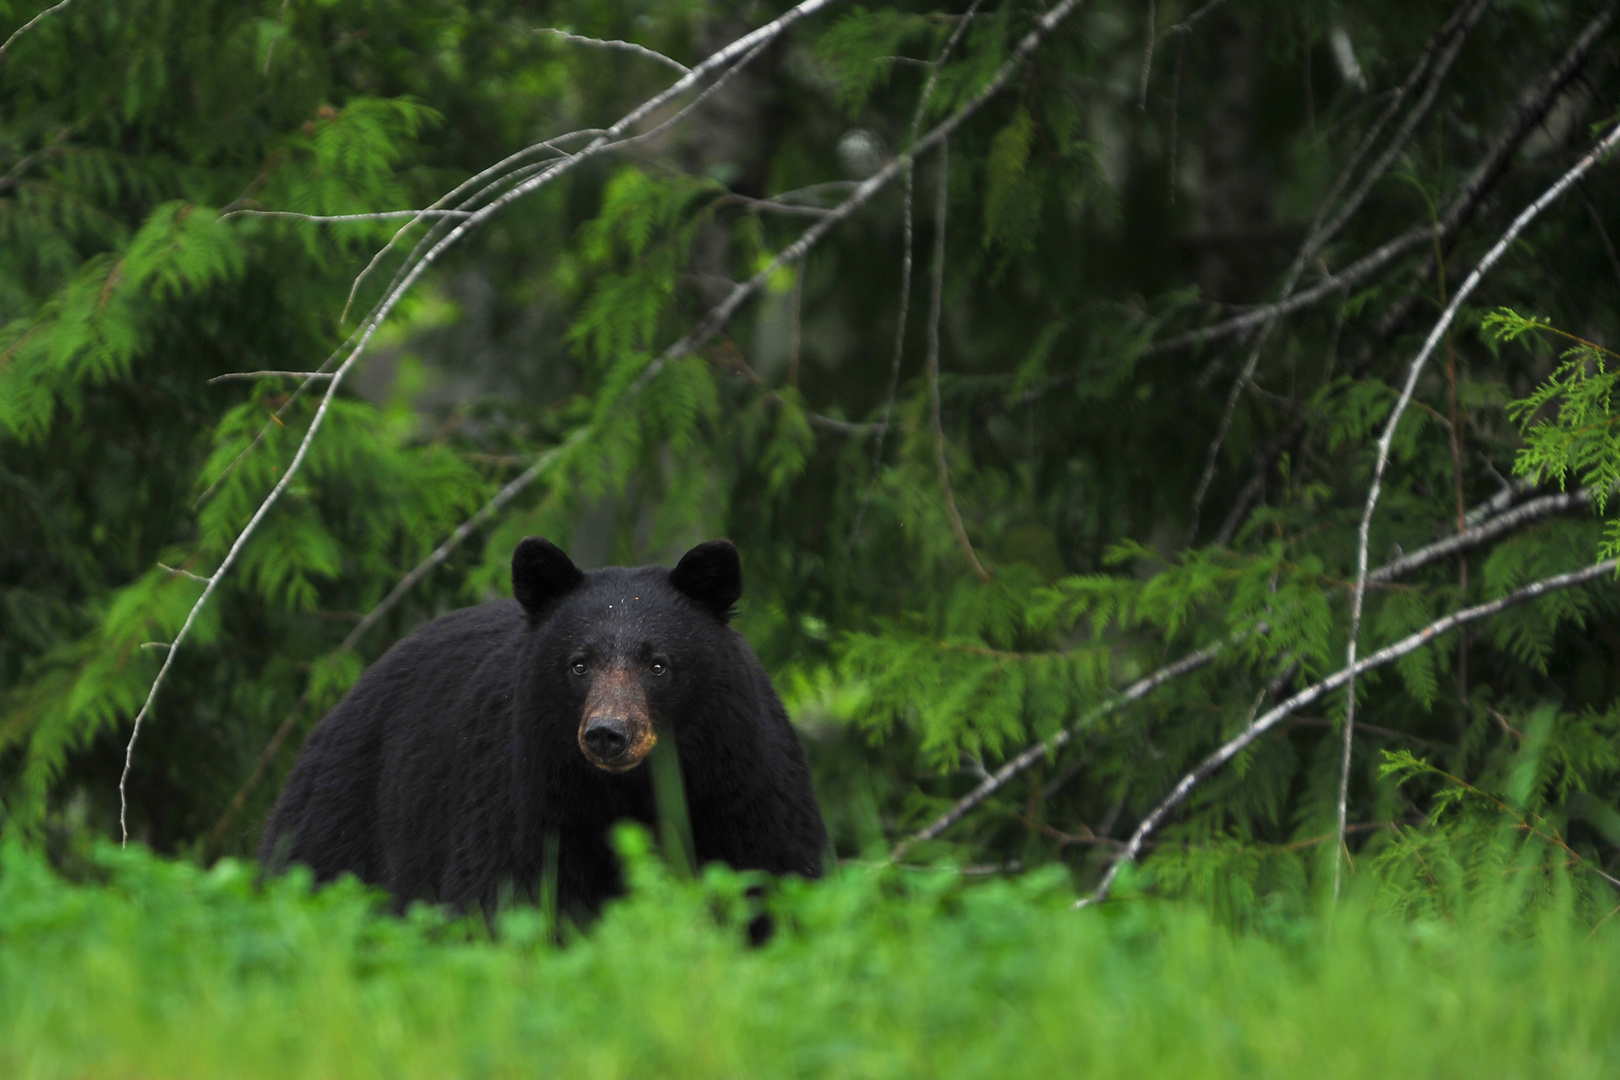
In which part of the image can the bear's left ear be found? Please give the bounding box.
[512,537,584,621]
[670,539,742,621]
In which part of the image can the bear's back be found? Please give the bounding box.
[259,601,526,894]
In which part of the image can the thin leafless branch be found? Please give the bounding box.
[220,209,472,223]
[1336,118,1620,897]
[1146,0,1614,363]
[0,0,75,60]
[1081,556,1620,907]
[534,27,692,74]
[891,640,1229,860]
[207,370,333,384]
[1188,0,1488,537]
[892,479,1597,855]
[923,141,990,581]
[848,0,984,550]
[850,0,985,551]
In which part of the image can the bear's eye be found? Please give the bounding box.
[649,660,667,676]
[569,659,588,676]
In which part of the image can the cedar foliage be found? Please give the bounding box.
[0,0,1618,922]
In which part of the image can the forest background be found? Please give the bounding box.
[2,0,1620,1070]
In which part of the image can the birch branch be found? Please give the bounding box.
[1080,556,1620,907]
[1337,119,1620,895]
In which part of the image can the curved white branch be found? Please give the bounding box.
[1336,119,1620,895]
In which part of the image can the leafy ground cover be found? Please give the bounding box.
[3,831,1618,1079]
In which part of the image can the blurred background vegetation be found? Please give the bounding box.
[1,0,1618,926]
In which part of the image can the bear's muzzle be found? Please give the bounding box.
[579,665,656,772]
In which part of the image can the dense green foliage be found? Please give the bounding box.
[1,0,1619,928]
[5,828,1620,1078]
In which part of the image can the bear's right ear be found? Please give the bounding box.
[512,537,583,620]
[670,538,742,621]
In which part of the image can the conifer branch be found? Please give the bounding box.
[1081,557,1620,908]
[121,0,848,844]
[894,481,1596,855]
[1336,119,1620,897]
[1186,0,1489,538]
[1146,0,1614,364]
[850,0,985,551]
[891,639,1229,860]
[534,27,692,75]
[203,0,1086,843]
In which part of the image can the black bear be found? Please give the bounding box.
[259,538,827,917]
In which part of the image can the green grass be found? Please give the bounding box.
[3,831,1618,1079]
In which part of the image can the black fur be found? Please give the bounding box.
[259,538,827,917]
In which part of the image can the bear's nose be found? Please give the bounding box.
[582,717,630,761]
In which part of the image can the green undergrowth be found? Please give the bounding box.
[3,829,1619,1079]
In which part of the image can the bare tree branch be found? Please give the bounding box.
[1186,0,1491,538]
[1335,118,1620,897]
[0,0,75,60]
[1145,0,1614,363]
[1367,488,1592,584]
[924,140,991,581]
[891,480,1597,856]
[220,209,472,223]
[850,0,985,551]
[534,26,692,74]
[207,370,333,384]
[1081,556,1620,908]
[891,639,1229,861]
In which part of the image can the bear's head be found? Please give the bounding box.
[511,537,743,773]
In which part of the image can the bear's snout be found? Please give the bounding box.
[579,665,655,772]
[583,716,630,760]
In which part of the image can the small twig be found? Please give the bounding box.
[1187,0,1489,534]
[1337,119,1620,898]
[156,562,212,584]
[849,0,984,551]
[924,141,990,582]
[1137,0,1156,110]
[262,0,290,75]
[720,193,832,218]
[1163,0,1231,36]
[891,639,1228,860]
[1081,556,1620,907]
[0,0,75,60]
[535,26,691,75]
[207,370,334,384]
[220,209,472,223]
